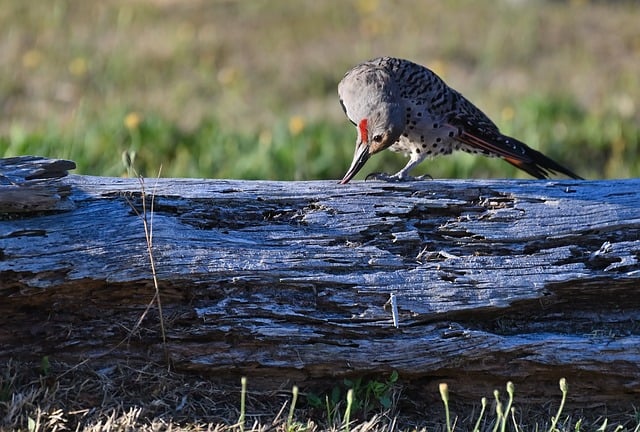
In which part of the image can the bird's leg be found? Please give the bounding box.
[365,153,432,182]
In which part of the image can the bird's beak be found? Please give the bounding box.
[340,142,370,184]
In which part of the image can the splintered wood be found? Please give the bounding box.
[1,156,639,404]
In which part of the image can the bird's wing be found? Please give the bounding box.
[444,111,524,158]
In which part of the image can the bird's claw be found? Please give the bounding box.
[365,172,433,182]
[365,172,401,182]
[414,174,434,181]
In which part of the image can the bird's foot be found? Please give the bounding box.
[365,172,433,182]
[413,173,434,181]
[365,172,398,182]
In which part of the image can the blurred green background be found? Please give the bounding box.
[1,0,638,180]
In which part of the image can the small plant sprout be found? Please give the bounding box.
[548,378,568,432]
[439,383,452,432]
[510,407,519,432]
[239,376,247,432]
[501,381,515,432]
[344,388,354,432]
[492,389,503,432]
[325,394,333,426]
[287,385,298,430]
[472,397,487,432]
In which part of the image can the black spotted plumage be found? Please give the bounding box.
[338,57,582,183]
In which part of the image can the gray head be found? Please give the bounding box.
[338,65,404,184]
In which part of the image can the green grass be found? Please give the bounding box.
[2,92,638,180]
[1,0,639,180]
[1,0,640,430]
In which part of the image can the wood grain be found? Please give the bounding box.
[1,156,639,404]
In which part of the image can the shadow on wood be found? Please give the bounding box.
[1,156,639,406]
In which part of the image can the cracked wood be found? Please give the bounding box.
[1,156,639,404]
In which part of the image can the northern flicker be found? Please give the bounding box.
[338,57,582,184]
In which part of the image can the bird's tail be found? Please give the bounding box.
[456,127,583,180]
[496,134,583,180]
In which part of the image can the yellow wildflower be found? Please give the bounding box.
[288,116,305,136]
[124,112,142,130]
[68,57,88,77]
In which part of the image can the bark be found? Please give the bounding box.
[1,156,639,404]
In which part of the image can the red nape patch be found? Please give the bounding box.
[358,119,368,143]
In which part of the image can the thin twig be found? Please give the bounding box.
[136,168,169,364]
[59,167,168,378]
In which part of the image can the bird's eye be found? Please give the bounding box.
[372,134,383,143]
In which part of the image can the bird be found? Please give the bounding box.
[337,57,583,184]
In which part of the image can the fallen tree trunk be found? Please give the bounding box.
[1,156,639,405]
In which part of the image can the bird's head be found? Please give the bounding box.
[338,67,404,184]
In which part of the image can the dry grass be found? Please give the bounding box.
[2,359,640,432]
[2,360,280,431]
[0,359,392,432]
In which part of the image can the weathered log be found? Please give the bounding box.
[1,156,639,405]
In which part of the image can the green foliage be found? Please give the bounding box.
[306,371,399,422]
[343,370,399,415]
[39,356,51,377]
[1,113,359,180]
[504,94,640,179]
[1,1,639,181]
[2,93,638,181]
